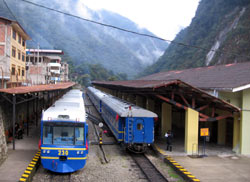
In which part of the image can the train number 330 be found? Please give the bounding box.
[58,150,69,156]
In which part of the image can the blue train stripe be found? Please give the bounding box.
[103,116,124,140]
[41,157,59,159]
[67,157,87,160]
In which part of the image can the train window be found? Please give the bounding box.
[53,126,74,145]
[58,115,70,119]
[43,126,53,144]
[137,123,143,130]
[75,127,84,145]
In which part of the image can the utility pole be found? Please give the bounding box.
[36,44,39,85]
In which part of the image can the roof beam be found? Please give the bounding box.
[156,94,188,110]
[179,93,190,107]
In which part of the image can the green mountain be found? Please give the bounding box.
[140,0,250,76]
[6,0,168,78]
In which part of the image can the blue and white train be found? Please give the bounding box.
[40,89,88,173]
[87,87,157,153]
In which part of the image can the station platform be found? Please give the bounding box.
[0,124,39,182]
[154,139,250,182]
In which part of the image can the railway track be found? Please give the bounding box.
[86,94,168,181]
[85,101,109,164]
[130,153,168,182]
[48,171,71,182]
[92,122,109,163]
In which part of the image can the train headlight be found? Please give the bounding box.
[77,151,80,155]
[47,150,50,154]
[81,151,83,154]
[43,150,46,153]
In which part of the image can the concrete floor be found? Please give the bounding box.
[155,139,250,182]
[174,155,250,182]
[0,124,39,182]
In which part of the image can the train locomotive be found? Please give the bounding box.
[87,87,157,153]
[40,89,88,173]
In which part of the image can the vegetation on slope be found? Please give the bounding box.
[64,54,127,86]
[140,0,250,77]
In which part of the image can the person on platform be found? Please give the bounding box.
[15,123,23,139]
[165,130,173,151]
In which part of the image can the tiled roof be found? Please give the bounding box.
[139,62,250,91]
[0,82,75,94]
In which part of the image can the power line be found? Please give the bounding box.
[14,0,250,60]
[3,0,18,21]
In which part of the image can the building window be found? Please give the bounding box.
[18,34,21,44]
[22,69,25,76]
[22,40,25,47]
[12,47,16,58]
[18,67,21,76]
[18,50,21,60]
[12,30,16,40]
[11,66,15,75]
[30,57,34,63]
[22,53,25,62]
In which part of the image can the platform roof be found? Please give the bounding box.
[92,79,240,117]
[139,62,250,92]
[0,82,75,95]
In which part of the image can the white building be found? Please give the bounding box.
[26,49,69,84]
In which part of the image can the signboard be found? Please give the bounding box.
[200,128,209,137]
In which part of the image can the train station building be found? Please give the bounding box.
[92,62,250,155]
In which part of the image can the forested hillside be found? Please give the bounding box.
[6,0,167,79]
[140,0,250,76]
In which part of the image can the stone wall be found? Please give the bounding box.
[0,106,7,163]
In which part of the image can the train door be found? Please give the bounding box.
[133,118,145,142]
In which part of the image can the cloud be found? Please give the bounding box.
[76,0,92,19]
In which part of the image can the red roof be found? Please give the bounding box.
[0,82,75,94]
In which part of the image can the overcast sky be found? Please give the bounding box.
[80,0,200,40]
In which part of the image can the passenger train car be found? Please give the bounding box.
[87,87,157,153]
[40,89,88,173]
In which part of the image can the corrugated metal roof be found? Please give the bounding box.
[0,82,75,94]
[139,62,250,91]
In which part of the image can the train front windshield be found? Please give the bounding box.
[43,122,85,145]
